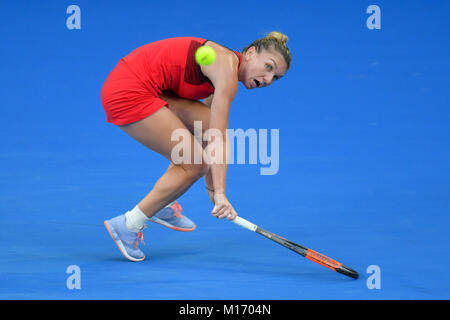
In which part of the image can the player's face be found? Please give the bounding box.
[239,46,287,89]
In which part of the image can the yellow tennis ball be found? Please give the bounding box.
[195,46,216,66]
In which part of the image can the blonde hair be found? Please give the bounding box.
[243,31,291,69]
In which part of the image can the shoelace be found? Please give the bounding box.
[135,232,144,248]
[171,202,184,219]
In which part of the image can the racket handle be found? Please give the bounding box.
[231,216,257,232]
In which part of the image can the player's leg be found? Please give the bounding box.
[146,94,215,231]
[105,106,208,261]
[161,93,214,196]
[118,106,209,218]
[149,162,197,232]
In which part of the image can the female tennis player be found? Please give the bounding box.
[102,32,291,261]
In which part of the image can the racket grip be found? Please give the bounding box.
[231,216,257,232]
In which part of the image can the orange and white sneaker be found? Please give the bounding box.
[150,202,196,232]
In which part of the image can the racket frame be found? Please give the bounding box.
[232,216,359,279]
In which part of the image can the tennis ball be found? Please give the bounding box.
[195,46,216,66]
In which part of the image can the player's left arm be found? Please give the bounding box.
[200,50,238,194]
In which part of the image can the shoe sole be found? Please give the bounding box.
[104,220,145,262]
[149,217,196,232]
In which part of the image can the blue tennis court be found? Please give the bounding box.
[1,0,449,300]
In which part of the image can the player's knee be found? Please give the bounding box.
[199,162,211,177]
[177,163,208,183]
[189,162,210,180]
[174,161,208,182]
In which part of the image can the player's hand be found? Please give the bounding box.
[212,193,237,220]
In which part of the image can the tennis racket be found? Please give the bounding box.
[231,216,359,279]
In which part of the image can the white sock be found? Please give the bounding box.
[125,205,149,232]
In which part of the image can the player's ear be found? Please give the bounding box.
[245,46,256,60]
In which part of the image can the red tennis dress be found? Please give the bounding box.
[101,37,242,126]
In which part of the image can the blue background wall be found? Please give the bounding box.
[0,0,449,299]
